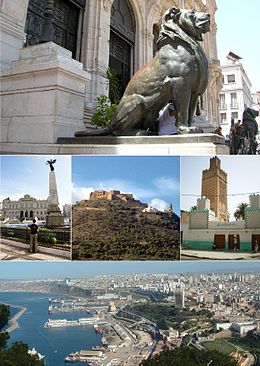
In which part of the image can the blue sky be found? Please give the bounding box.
[0,156,71,208]
[0,261,259,280]
[216,0,260,90]
[181,156,260,219]
[72,156,180,213]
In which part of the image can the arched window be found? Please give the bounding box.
[24,0,86,58]
[109,0,136,99]
[153,24,160,56]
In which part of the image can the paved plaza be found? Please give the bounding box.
[181,249,260,260]
[0,239,69,261]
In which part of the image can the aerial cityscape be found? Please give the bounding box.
[1,262,260,365]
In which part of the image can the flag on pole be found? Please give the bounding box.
[226,51,242,62]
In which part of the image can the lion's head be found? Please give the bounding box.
[243,107,259,120]
[159,7,210,45]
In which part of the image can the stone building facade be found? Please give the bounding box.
[181,194,260,252]
[219,61,253,137]
[201,156,228,222]
[89,189,134,202]
[2,194,48,220]
[1,0,222,141]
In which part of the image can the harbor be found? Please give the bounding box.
[0,292,103,366]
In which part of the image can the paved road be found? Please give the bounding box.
[181,249,260,260]
[0,241,66,261]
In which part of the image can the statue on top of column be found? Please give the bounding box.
[46,159,56,171]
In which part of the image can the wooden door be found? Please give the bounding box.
[252,235,260,251]
[214,235,225,249]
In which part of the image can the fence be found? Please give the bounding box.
[0,227,71,252]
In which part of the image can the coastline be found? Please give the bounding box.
[0,300,27,333]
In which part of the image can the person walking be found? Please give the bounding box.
[29,219,39,253]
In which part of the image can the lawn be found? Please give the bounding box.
[202,339,237,355]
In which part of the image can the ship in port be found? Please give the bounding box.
[93,324,103,334]
[44,317,106,328]
[65,349,103,363]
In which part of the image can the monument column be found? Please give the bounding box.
[45,159,64,227]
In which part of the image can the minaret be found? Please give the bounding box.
[45,159,64,227]
[201,157,228,222]
[167,202,173,213]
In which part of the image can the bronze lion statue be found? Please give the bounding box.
[75,7,210,137]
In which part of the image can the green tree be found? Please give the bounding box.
[0,304,44,366]
[234,202,249,220]
[106,68,121,104]
[141,347,238,366]
[91,95,117,127]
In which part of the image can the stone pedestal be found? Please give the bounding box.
[46,210,64,227]
[1,42,90,146]
[0,134,229,155]
[46,171,64,227]
[193,116,215,133]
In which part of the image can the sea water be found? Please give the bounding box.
[0,292,102,366]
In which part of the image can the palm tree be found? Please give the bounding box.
[234,202,249,220]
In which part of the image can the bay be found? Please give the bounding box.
[0,292,102,366]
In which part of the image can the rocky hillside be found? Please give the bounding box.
[72,199,180,260]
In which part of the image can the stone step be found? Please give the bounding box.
[83,107,96,129]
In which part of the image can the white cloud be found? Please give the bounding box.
[153,176,179,192]
[149,198,168,212]
[72,185,94,203]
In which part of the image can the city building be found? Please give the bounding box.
[219,59,253,137]
[175,290,185,309]
[63,204,72,219]
[1,0,222,152]
[201,156,228,222]
[2,195,48,220]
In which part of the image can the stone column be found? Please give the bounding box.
[81,0,111,111]
[0,0,29,72]
[46,170,64,227]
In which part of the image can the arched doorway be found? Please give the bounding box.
[109,0,135,99]
[24,0,86,58]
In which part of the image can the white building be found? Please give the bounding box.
[219,61,253,137]
[182,194,260,251]
[2,195,48,220]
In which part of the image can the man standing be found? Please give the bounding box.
[29,219,39,253]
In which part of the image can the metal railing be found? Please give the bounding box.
[0,227,71,251]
